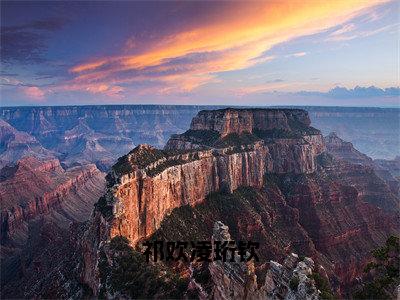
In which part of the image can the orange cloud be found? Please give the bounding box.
[67,0,387,95]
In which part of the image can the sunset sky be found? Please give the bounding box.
[1,0,399,107]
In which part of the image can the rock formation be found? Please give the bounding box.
[207,221,321,300]
[0,156,105,242]
[325,132,400,198]
[0,119,54,169]
[324,132,373,166]
[96,109,325,246]
[81,108,398,298]
[2,105,397,171]
[0,155,106,297]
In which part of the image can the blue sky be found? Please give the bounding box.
[0,0,399,107]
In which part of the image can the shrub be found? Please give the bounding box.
[289,276,300,291]
[99,237,189,299]
[95,196,113,219]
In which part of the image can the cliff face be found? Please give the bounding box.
[108,143,268,244]
[324,132,373,166]
[0,156,106,242]
[0,156,106,296]
[190,108,311,137]
[325,132,400,198]
[99,109,325,246]
[81,108,398,297]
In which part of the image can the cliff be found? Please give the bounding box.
[189,108,311,137]
[81,108,398,297]
[324,132,373,166]
[97,109,325,245]
[325,132,400,197]
[1,106,397,172]
[0,156,106,242]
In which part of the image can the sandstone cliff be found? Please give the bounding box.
[81,108,398,298]
[97,109,325,246]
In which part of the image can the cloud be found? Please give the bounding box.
[21,86,46,101]
[296,86,400,98]
[329,23,357,37]
[233,80,296,97]
[287,52,307,58]
[0,18,66,63]
[63,0,386,96]
[0,77,22,86]
[326,22,397,42]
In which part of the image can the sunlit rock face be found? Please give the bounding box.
[190,108,311,137]
[100,109,326,246]
[81,108,398,297]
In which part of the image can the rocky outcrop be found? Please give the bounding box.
[193,221,321,300]
[325,132,400,198]
[81,108,398,298]
[97,109,325,246]
[190,108,311,137]
[0,156,106,242]
[324,132,373,166]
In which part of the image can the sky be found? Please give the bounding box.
[0,0,399,107]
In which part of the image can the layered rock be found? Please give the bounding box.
[0,119,54,169]
[0,156,106,242]
[325,132,400,198]
[81,108,398,297]
[190,108,311,137]
[97,109,325,246]
[324,132,373,166]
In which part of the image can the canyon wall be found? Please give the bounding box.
[190,108,311,137]
[81,108,328,294]
[1,106,397,172]
[102,109,325,245]
[0,156,105,242]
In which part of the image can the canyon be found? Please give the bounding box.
[0,106,398,299]
[0,106,398,172]
[0,156,105,295]
[80,108,398,299]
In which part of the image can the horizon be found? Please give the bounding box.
[1,103,400,110]
[1,1,399,107]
